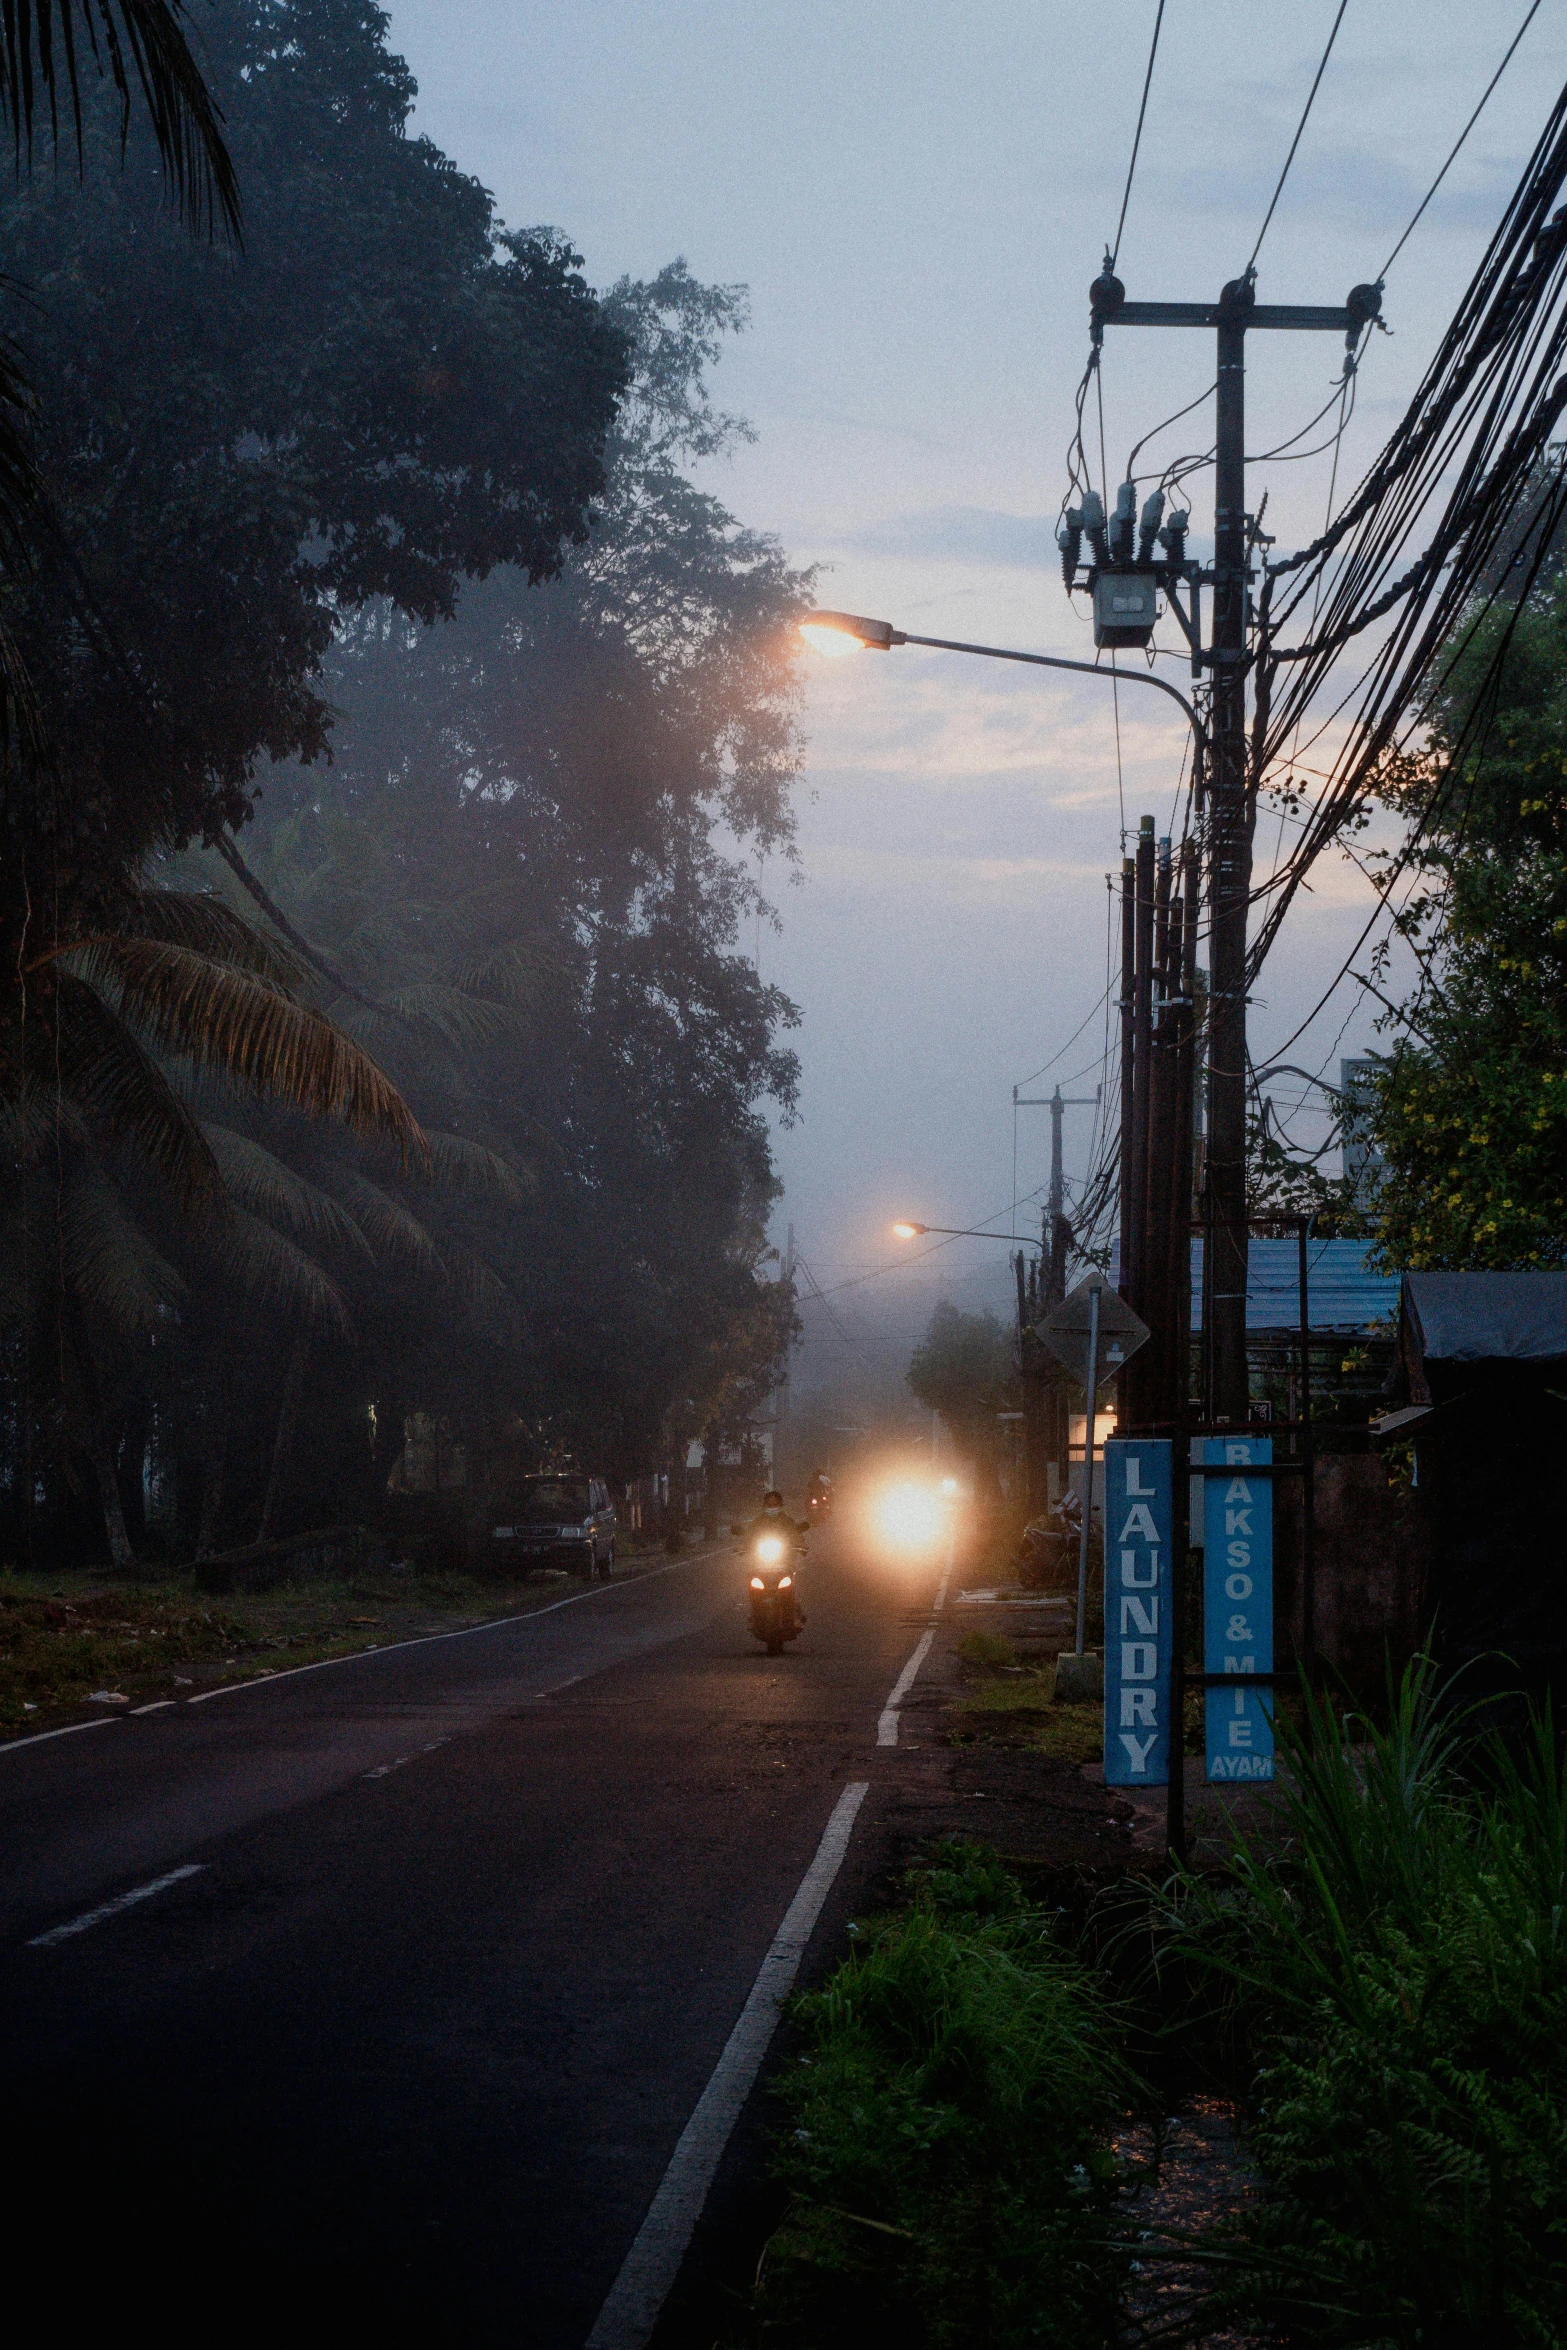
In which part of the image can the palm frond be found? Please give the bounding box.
[420,1128,533,1204]
[440,1236,525,1342]
[208,1206,350,1335]
[328,1171,441,1272]
[51,968,221,1199]
[0,2,240,236]
[121,889,305,986]
[60,1161,184,1330]
[203,1125,373,1260]
[450,939,555,1002]
[0,1074,84,1164]
[66,940,428,1162]
[370,982,526,1051]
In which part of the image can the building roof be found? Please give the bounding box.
[1402,1270,1567,1365]
[1111,1236,1399,1333]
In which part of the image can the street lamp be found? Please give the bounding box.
[893,1219,1039,1243]
[799,609,1205,744]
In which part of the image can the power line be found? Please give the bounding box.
[1014,979,1113,1092]
[1109,0,1167,270]
[1127,379,1216,488]
[1380,0,1545,281]
[1248,0,1350,271]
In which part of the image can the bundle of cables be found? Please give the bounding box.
[1244,76,1567,981]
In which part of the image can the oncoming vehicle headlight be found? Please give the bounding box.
[750,1575,765,1590]
[756,1535,785,1564]
[779,1574,792,1589]
[873,1479,944,1552]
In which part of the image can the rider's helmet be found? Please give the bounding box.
[762,1489,785,1513]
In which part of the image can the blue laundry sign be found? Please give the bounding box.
[1202,1436,1274,1781]
[1103,1438,1172,1786]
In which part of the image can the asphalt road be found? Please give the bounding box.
[2,1527,943,2344]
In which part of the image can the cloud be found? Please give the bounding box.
[830,505,1050,568]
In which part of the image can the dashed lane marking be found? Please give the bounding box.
[26,1864,205,1950]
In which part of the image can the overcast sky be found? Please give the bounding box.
[386,0,1566,1333]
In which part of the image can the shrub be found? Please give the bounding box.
[1168,1663,1567,2346]
[957,1629,1018,1670]
[751,1845,1135,2348]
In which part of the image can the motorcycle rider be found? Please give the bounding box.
[806,1468,833,1515]
[745,1489,808,1620]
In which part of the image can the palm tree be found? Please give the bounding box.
[1,883,425,1565]
[0,4,239,739]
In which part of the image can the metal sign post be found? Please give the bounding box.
[1075,1282,1101,1658]
[1037,1274,1150,1659]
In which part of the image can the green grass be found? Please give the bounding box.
[0,1558,648,1732]
[953,1661,1108,1765]
[957,1628,1018,1670]
[1163,1660,1567,2347]
[740,1845,1138,2349]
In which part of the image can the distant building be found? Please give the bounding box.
[1110,1235,1398,1334]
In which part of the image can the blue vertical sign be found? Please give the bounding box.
[1203,1436,1274,1782]
[1103,1438,1172,1786]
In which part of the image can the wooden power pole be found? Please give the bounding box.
[1089,264,1381,1417]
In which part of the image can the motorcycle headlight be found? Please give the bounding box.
[750,1576,765,1590]
[757,1535,785,1564]
[778,1574,792,1589]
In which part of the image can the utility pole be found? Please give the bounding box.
[774,1222,795,1491]
[1073,264,1381,1420]
[1014,1080,1097,1509]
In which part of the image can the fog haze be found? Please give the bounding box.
[386,0,1565,1353]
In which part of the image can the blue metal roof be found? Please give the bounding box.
[1110,1237,1399,1333]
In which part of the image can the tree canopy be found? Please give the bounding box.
[907,1303,1019,1460]
[1362,573,1567,1270]
[0,2,805,1562]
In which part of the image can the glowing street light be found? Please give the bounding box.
[892,1218,1038,1243]
[799,607,1205,740]
[797,609,897,657]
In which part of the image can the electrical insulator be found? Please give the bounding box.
[1159,507,1190,566]
[1056,507,1083,590]
[1136,488,1165,564]
[1081,490,1110,569]
[1111,479,1136,562]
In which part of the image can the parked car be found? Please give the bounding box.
[490,1474,617,1578]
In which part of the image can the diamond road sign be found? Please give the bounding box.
[1036,1272,1149,1389]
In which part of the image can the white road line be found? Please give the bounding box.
[130,1700,174,1715]
[877,1561,952,1747]
[180,1551,715,1707]
[586,1779,870,2350]
[26,1863,204,1949]
[0,1715,116,1755]
[0,1550,726,1755]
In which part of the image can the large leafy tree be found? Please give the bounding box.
[1365,577,1567,1270]
[0,0,634,1557]
[907,1302,1019,1467]
[193,264,808,1499]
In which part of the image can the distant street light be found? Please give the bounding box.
[893,1219,1038,1243]
[799,608,1205,742]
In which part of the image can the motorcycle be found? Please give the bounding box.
[808,1488,833,1524]
[744,1526,805,1654]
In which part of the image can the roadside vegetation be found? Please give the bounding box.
[723,1662,1567,2349]
[0,1546,676,1730]
[742,1844,1134,2349]
[0,2,805,1579]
